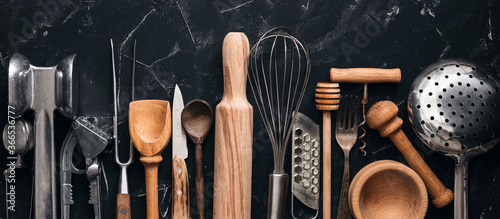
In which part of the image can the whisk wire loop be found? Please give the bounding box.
[248,27,310,173]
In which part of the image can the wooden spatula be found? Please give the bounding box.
[129,100,171,219]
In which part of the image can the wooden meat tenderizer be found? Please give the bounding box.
[366,100,454,209]
[213,32,253,219]
[315,82,340,219]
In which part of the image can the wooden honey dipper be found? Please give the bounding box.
[315,82,340,219]
[366,100,454,209]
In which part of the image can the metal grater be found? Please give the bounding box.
[292,112,320,219]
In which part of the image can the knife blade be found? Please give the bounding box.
[173,84,188,160]
[172,84,189,219]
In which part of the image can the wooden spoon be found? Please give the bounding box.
[181,99,213,219]
[129,100,171,219]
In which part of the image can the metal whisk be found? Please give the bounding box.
[248,27,311,219]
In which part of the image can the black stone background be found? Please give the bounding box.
[1,0,500,218]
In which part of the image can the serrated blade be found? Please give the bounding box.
[173,84,188,160]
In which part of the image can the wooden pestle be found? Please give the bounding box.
[315,82,340,219]
[213,32,253,219]
[129,100,171,219]
[366,100,453,209]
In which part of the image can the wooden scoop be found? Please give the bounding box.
[315,82,340,219]
[129,100,171,219]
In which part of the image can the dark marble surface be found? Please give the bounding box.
[1,0,499,218]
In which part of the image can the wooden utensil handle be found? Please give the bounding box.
[116,194,131,219]
[140,155,162,219]
[222,32,249,98]
[389,130,454,208]
[366,101,453,209]
[172,155,189,219]
[322,111,331,219]
[195,143,205,219]
[330,68,401,83]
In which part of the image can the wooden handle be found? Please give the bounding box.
[222,32,249,99]
[172,155,189,219]
[116,194,131,219]
[322,111,332,219]
[330,68,401,83]
[366,101,454,209]
[140,155,163,219]
[195,143,205,219]
[214,32,253,219]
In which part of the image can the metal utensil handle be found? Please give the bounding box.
[337,153,352,219]
[266,173,289,219]
[34,110,57,219]
[455,162,468,219]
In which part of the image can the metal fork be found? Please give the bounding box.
[112,39,135,219]
[335,95,358,219]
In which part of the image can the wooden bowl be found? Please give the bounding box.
[349,160,428,219]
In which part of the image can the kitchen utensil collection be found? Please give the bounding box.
[408,59,500,219]
[248,26,311,219]
[291,112,321,219]
[3,27,499,219]
[314,82,340,219]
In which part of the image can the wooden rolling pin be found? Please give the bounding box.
[213,32,253,219]
[330,68,401,83]
[366,101,454,209]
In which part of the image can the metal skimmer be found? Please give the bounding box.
[408,59,500,219]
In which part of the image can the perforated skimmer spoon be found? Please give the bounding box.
[408,59,500,219]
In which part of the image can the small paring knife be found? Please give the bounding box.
[172,84,189,219]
